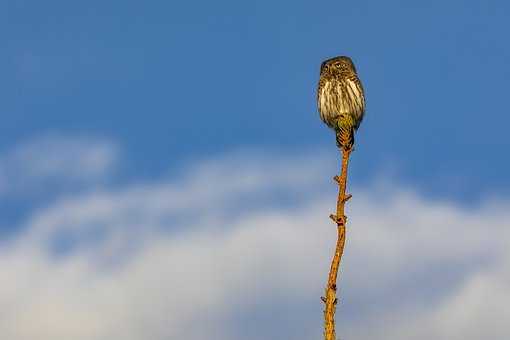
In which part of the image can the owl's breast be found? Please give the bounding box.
[317,77,365,129]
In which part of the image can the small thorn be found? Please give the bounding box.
[321,296,326,303]
[331,214,347,226]
[343,194,352,203]
[333,175,340,184]
[333,298,338,305]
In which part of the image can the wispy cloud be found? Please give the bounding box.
[0,139,508,340]
[0,135,118,197]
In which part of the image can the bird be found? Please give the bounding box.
[317,56,365,151]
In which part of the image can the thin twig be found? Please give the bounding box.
[323,148,351,340]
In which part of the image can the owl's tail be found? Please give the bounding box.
[336,125,355,151]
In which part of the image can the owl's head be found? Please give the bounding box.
[320,56,357,75]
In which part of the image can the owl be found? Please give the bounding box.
[317,56,365,151]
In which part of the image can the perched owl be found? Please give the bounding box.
[317,56,365,151]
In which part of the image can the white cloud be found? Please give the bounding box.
[0,144,508,340]
[0,134,118,196]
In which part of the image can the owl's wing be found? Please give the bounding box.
[317,77,326,112]
[346,76,365,128]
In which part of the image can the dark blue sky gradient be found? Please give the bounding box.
[2,0,509,200]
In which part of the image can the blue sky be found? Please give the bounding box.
[1,1,510,339]
[3,0,510,197]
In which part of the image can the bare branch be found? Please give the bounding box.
[323,148,352,340]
